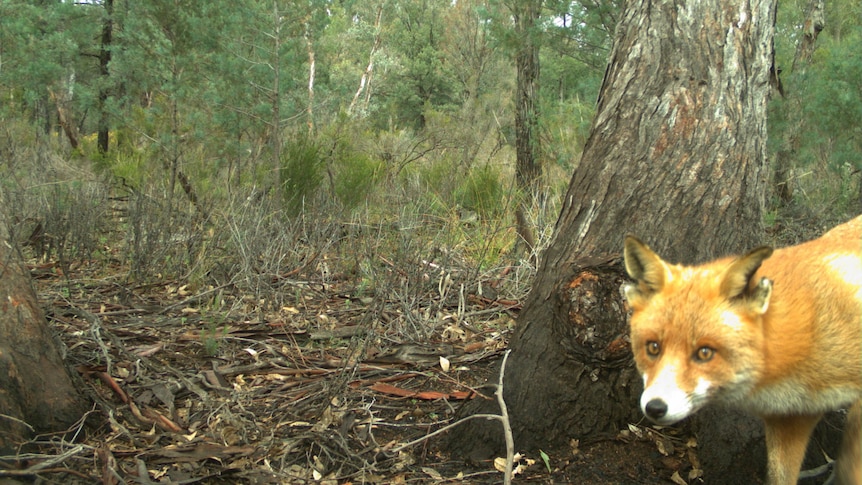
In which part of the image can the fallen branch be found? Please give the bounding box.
[391,349,516,484]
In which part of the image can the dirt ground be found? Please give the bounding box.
[9,260,721,484]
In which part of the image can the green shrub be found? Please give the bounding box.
[333,152,382,210]
[281,138,324,215]
[454,164,506,219]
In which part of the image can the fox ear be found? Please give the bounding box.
[719,246,774,313]
[624,236,670,303]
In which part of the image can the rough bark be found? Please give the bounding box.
[448,0,775,481]
[0,216,89,452]
[513,0,542,256]
[513,0,542,193]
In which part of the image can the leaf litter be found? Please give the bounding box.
[8,255,699,484]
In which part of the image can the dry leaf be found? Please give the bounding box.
[656,437,673,456]
[670,470,687,485]
[439,356,450,372]
[394,410,411,421]
[421,467,442,480]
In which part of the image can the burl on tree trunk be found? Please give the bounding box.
[0,219,89,451]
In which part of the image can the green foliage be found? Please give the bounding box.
[0,0,857,288]
[281,138,325,215]
[454,164,507,219]
[798,28,862,172]
[201,315,229,357]
[767,0,861,215]
[333,152,383,210]
[378,0,459,130]
[542,98,594,171]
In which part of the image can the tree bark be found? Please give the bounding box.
[513,0,542,193]
[0,216,89,452]
[512,0,542,255]
[448,0,775,481]
[97,0,114,155]
[271,0,283,202]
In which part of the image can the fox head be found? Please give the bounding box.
[623,236,774,425]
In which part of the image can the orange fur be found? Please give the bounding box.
[624,216,862,485]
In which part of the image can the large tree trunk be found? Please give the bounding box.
[448,0,775,481]
[0,216,89,452]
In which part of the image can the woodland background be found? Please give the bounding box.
[0,0,860,483]
[1,0,860,275]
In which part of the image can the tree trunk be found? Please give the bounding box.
[97,0,114,155]
[512,0,542,255]
[349,4,383,117]
[0,216,89,452]
[448,0,775,481]
[304,19,315,137]
[513,0,542,193]
[271,0,283,202]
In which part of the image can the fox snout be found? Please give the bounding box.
[644,398,669,420]
[639,368,709,425]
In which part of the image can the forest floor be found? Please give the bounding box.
[17,255,694,485]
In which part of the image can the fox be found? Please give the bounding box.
[623,215,862,485]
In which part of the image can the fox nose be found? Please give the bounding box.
[644,399,668,420]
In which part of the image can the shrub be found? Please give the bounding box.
[281,138,324,215]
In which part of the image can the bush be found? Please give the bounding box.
[333,152,382,210]
[454,164,506,219]
[281,138,324,215]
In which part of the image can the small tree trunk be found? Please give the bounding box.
[305,19,315,137]
[0,216,89,452]
[513,0,542,193]
[97,0,114,155]
[48,87,79,151]
[349,4,383,116]
[271,1,283,202]
[512,0,542,255]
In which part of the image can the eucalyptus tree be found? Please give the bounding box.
[449,0,780,482]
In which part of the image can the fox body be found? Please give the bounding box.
[624,216,862,485]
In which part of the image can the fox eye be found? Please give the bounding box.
[645,341,661,357]
[694,346,715,362]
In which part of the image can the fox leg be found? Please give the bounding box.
[836,400,862,485]
[762,413,822,485]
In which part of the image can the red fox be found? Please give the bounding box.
[624,216,862,485]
